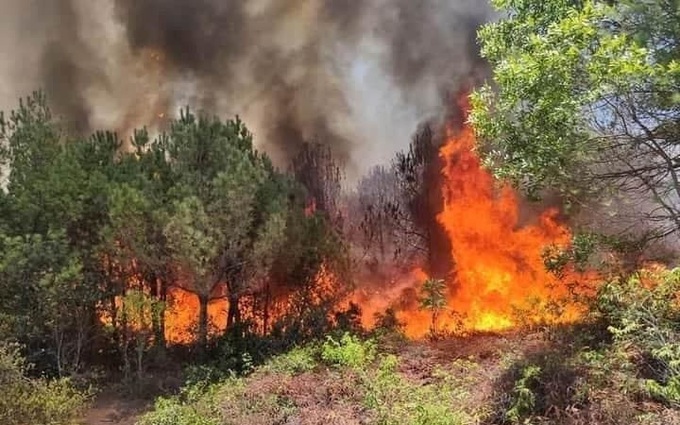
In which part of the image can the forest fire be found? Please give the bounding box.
[98,287,228,345]
[352,101,596,338]
[433,122,590,332]
[153,100,596,342]
[164,288,227,344]
[98,95,596,343]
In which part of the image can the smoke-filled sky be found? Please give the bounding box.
[0,0,491,176]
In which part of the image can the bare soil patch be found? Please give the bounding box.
[81,392,151,425]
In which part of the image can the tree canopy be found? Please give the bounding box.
[471,0,680,240]
[0,93,351,377]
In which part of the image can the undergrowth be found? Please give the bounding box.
[487,268,680,425]
[0,343,90,425]
[139,269,680,425]
[138,332,478,425]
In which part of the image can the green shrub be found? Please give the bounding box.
[598,267,680,405]
[0,343,89,425]
[363,354,401,412]
[505,365,541,424]
[363,355,469,425]
[412,400,466,425]
[321,333,376,369]
[184,364,231,388]
[138,379,223,425]
[264,345,318,375]
[137,396,219,425]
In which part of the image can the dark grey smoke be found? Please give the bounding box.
[40,1,93,133]
[115,0,248,78]
[0,0,492,173]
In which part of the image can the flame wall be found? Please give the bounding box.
[436,124,584,332]
[354,107,595,338]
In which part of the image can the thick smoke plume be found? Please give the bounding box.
[0,0,491,174]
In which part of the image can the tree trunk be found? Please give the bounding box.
[227,293,241,329]
[263,282,271,335]
[136,339,144,383]
[150,273,166,349]
[159,282,167,346]
[198,294,209,350]
[121,313,131,382]
[430,310,439,338]
[379,223,386,262]
[110,293,120,348]
[54,329,64,378]
[73,309,87,374]
[423,143,454,280]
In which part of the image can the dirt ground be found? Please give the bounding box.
[81,392,150,425]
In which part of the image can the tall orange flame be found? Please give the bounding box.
[434,124,587,333]
[354,99,595,338]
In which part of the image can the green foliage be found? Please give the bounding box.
[0,90,352,388]
[103,182,168,278]
[543,233,599,277]
[363,355,469,425]
[321,333,376,369]
[164,196,223,281]
[505,365,541,424]
[121,290,165,334]
[0,93,117,374]
[471,0,680,218]
[158,110,276,347]
[0,343,89,425]
[141,341,478,425]
[419,278,447,311]
[138,374,228,425]
[419,278,447,337]
[119,290,165,384]
[141,369,298,425]
[0,231,92,375]
[264,345,318,375]
[137,395,219,425]
[597,267,680,406]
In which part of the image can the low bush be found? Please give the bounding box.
[363,355,470,425]
[137,395,220,425]
[321,333,376,369]
[597,267,680,406]
[263,345,319,375]
[138,376,224,425]
[0,343,90,425]
[140,338,478,425]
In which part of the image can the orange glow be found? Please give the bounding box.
[351,97,596,338]
[435,122,591,333]
[349,268,428,331]
[99,286,228,345]
[164,288,227,344]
